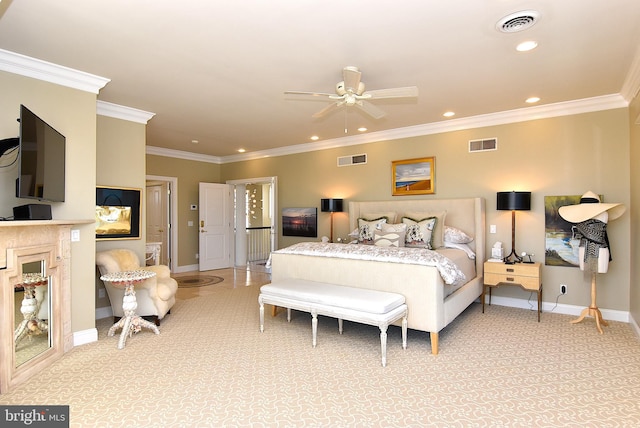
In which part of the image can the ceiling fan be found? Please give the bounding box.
[285,66,419,120]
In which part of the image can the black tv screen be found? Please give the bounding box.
[16,105,66,202]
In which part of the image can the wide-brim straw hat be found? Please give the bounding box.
[558,191,626,223]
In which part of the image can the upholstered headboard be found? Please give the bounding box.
[349,197,486,275]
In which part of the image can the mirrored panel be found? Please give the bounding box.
[14,260,51,367]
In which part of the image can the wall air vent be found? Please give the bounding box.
[469,138,497,152]
[337,153,367,167]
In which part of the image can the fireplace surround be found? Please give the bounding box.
[0,220,89,393]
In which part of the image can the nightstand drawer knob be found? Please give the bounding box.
[506,268,514,272]
[506,277,514,281]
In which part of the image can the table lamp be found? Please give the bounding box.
[321,198,343,243]
[497,191,531,264]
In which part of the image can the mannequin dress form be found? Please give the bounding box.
[570,211,609,333]
[558,191,625,334]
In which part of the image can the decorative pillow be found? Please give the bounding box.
[362,211,397,224]
[404,211,446,248]
[374,230,405,247]
[402,216,437,249]
[444,226,474,244]
[380,223,407,233]
[357,217,388,244]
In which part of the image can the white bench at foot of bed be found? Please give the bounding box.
[258,279,408,367]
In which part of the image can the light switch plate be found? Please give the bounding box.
[71,229,80,242]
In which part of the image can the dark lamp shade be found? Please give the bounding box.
[497,191,531,211]
[321,198,343,213]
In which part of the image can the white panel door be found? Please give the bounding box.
[146,183,168,265]
[198,183,233,271]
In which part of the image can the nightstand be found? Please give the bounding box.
[482,261,542,321]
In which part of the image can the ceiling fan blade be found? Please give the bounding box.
[342,66,362,93]
[312,102,342,118]
[355,101,386,119]
[362,86,419,99]
[284,91,334,98]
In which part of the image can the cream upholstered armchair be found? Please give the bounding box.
[96,249,178,325]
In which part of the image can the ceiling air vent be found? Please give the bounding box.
[337,153,367,167]
[496,10,540,33]
[469,138,497,153]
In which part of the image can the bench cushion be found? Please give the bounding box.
[260,279,405,314]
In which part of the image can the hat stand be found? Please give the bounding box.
[570,272,608,334]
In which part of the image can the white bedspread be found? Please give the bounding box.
[274,242,466,285]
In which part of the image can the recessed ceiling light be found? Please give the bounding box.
[357,127,367,132]
[526,97,541,104]
[443,111,455,118]
[237,148,246,153]
[516,41,538,52]
[191,139,199,144]
[310,135,319,141]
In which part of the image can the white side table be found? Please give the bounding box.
[101,270,160,349]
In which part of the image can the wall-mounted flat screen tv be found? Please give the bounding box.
[16,105,66,202]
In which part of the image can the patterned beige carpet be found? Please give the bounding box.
[1,268,640,427]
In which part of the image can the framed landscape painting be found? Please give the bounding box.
[392,157,435,196]
[282,207,317,237]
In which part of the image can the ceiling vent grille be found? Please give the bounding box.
[496,10,540,33]
[337,153,367,167]
[469,138,497,152]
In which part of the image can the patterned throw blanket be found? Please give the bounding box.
[273,242,466,285]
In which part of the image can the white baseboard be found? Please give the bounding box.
[630,313,640,338]
[174,264,198,273]
[487,295,630,323]
[73,328,98,346]
[96,306,113,320]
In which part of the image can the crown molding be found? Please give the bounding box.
[621,43,640,101]
[216,93,628,164]
[0,49,110,94]
[97,100,155,124]
[146,145,223,164]
[147,94,628,164]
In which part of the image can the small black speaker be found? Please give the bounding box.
[13,204,52,220]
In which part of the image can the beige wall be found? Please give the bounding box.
[219,108,632,311]
[146,155,220,266]
[629,91,640,323]
[0,71,98,333]
[94,115,148,311]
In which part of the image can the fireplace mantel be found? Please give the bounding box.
[0,219,92,393]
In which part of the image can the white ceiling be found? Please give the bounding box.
[1,0,640,160]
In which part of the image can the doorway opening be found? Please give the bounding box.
[227,176,277,272]
[145,175,178,271]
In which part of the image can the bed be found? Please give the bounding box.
[270,197,485,354]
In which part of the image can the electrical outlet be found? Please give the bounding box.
[560,284,567,295]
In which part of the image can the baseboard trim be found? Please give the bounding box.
[174,264,199,273]
[73,328,98,346]
[486,295,630,323]
[630,313,640,338]
[96,306,113,320]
